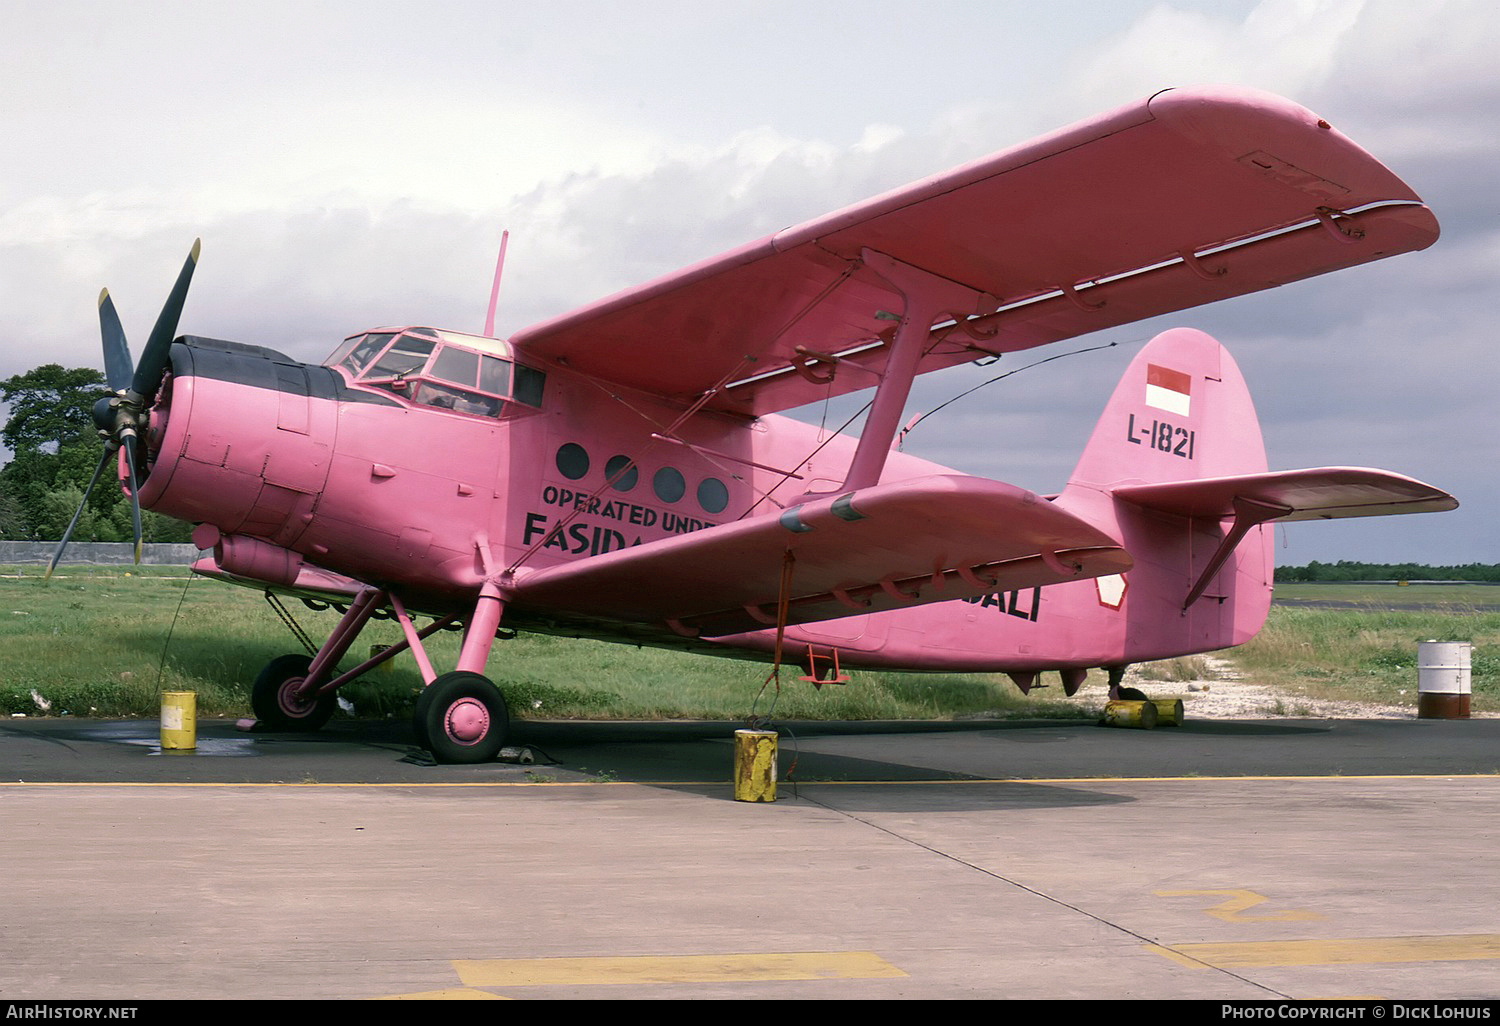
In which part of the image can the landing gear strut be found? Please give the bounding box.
[253,566,514,764]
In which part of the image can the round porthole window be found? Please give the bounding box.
[652,466,686,503]
[605,455,638,492]
[697,477,729,514]
[555,443,589,480]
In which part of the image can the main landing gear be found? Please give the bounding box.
[252,582,511,764]
[1107,665,1150,703]
[411,671,509,764]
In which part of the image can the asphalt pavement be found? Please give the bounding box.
[2,713,1497,1000]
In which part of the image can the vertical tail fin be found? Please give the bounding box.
[1064,326,1267,498]
[1055,327,1454,662]
[1058,327,1273,659]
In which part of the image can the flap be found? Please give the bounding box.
[507,475,1131,637]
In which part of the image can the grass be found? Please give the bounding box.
[1273,582,1500,606]
[1137,655,1217,683]
[3,568,1492,720]
[0,566,1098,722]
[1229,603,1499,711]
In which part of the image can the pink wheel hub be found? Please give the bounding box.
[279,679,313,717]
[444,697,490,745]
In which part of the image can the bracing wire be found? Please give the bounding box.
[155,570,196,689]
[896,339,1122,449]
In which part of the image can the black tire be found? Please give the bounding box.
[252,653,337,732]
[1116,686,1150,702]
[417,671,508,764]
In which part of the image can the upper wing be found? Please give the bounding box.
[506,475,1130,638]
[1113,467,1458,521]
[509,86,1438,416]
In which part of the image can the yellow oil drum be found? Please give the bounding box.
[160,691,196,751]
[1152,698,1185,727]
[1102,699,1158,729]
[733,729,778,802]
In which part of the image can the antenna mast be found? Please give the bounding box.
[483,229,510,337]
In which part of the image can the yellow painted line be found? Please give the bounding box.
[375,988,509,1000]
[1148,934,1500,969]
[453,951,906,987]
[1154,888,1325,922]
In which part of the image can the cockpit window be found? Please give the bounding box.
[332,332,393,374]
[430,345,479,388]
[514,365,545,407]
[480,355,511,395]
[368,335,435,379]
[329,329,545,418]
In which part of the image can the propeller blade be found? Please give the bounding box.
[98,288,133,393]
[130,239,201,401]
[45,444,117,579]
[122,434,144,565]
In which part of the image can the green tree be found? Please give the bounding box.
[1,364,105,454]
[0,477,25,539]
[0,363,194,543]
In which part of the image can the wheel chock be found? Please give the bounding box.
[1152,698,1185,726]
[1101,699,1157,729]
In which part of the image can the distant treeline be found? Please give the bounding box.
[1276,561,1500,582]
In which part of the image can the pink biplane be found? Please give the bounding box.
[64,86,1454,762]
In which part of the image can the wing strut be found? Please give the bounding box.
[804,248,985,499]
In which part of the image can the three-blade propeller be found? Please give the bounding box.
[46,241,200,578]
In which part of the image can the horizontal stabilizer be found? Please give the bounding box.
[1117,468,1456,609]
[508,475,1131,638]
[1113,467,1457,522]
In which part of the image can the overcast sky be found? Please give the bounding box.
[2,0,1494,564]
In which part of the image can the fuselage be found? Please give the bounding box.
[135,326,1272,678]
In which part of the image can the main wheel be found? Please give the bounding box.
[252,653,337,732]
[416,671,509,765]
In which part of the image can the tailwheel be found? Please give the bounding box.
[415,671,509,764]
[252,653,337,732]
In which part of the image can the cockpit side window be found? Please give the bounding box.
[514,364,545,407]
[479,355,511,396]
[430,345,480,389]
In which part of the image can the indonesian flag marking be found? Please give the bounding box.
[1145,364,1191,416]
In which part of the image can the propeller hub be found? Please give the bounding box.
[48,239,200,578]
[91,396,116,434]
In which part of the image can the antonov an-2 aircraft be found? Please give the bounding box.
[59,85,1454,761]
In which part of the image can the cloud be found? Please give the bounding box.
[2,0,1494,561]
